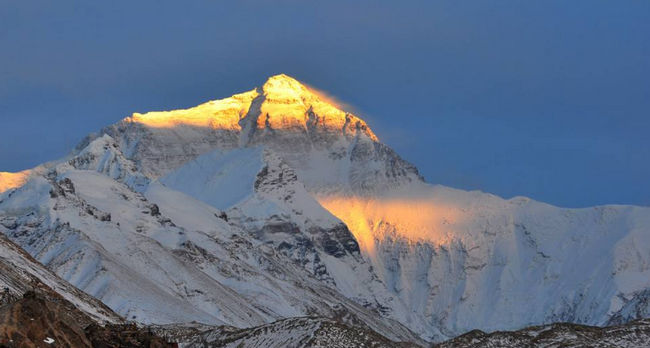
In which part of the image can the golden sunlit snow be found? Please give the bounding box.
[127,89,259,129]
[318,195,461,256]
[125,74,378,141]
[0,170,31,193]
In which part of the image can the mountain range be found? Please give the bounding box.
[1,74,649,346]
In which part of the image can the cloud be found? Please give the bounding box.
[300,81,361,115]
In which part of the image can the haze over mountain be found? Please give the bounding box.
[1,75,649,345]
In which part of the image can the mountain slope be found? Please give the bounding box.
[0,232,121,324]
[0,291,176,348]
[0,135,423,344]
[0,231,176,347]
[318,185,650,340]
[0,170,31,194]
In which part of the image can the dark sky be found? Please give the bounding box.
[1,1,649,207]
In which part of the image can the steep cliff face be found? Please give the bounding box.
[2,74,650,343]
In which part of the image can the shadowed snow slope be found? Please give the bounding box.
[1,74,650,343]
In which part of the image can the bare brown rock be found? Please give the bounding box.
[0,292,176,348]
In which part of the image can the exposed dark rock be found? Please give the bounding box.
[309,224,360,257]
[215,211,228,221]
[149,204,160,216]
[58,178,75,194]
[261,221,301,235]
[49,185,65,198]
[100,213,112,222]
[153,317,419,348]
[320,237,346,258]
[85,323,177,348]
[0,292,177,348]
[277,242,293,250]
[253,166,269,190]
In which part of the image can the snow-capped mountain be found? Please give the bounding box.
[1,74,649,343]
[98,74,421,193]
[0,134,422,344]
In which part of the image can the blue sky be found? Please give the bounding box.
[1,1,648,207]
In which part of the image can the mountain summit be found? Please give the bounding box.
[101,74,420,191]
[126,74,377,142]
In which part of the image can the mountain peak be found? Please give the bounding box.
[123,74,377,141]
[260,74,336,108]
[260,74,346,112]
[263,74,306,91]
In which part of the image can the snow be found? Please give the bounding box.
[315,184,650,339]
[0,170,32,194]
[144,181,231,238]
[1,162,420,342]
[128,89,258,130]
[160,147,264,210]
